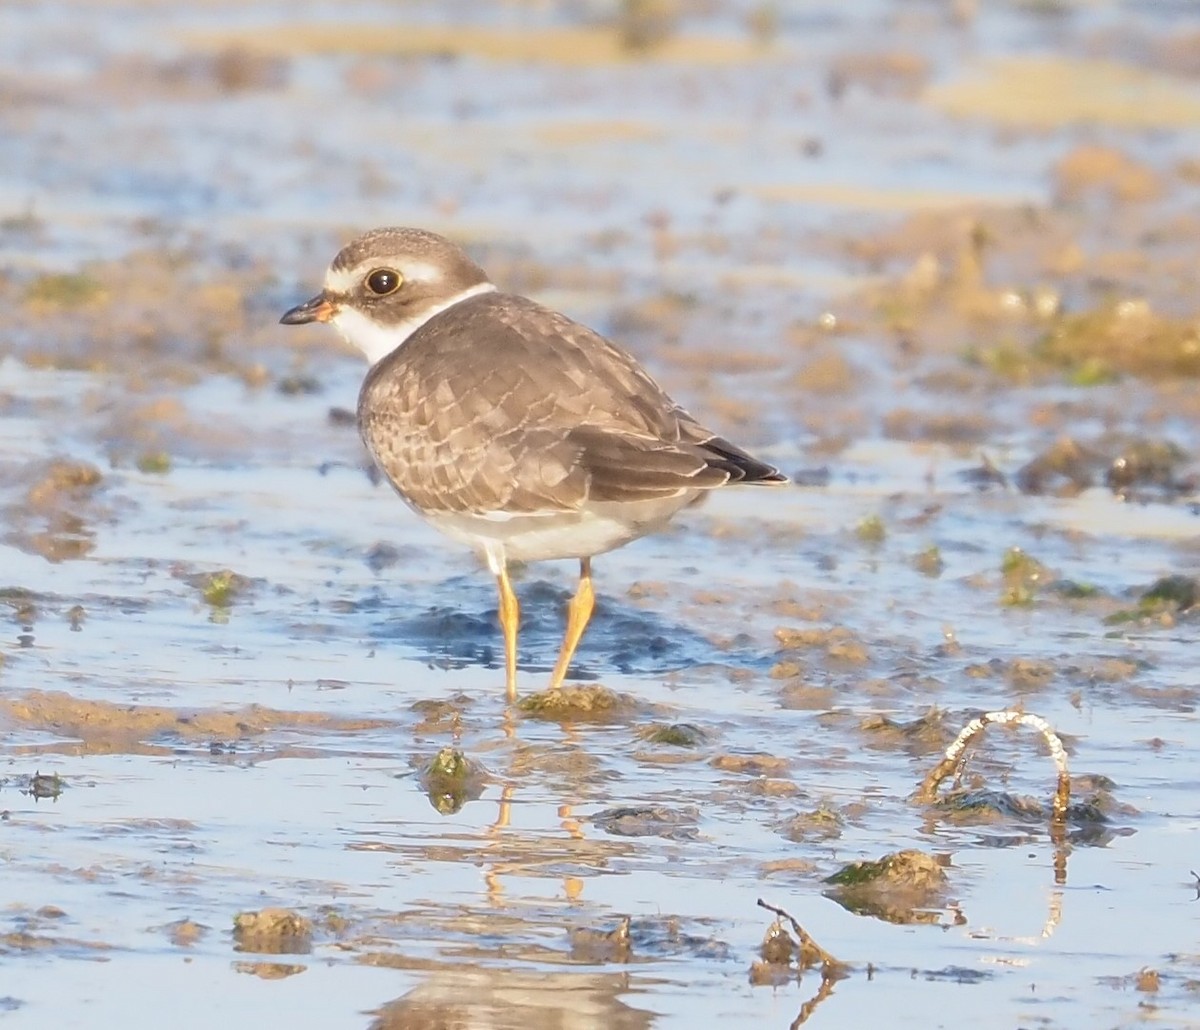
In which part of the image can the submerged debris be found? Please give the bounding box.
[915,710,1071,822]
[751,898,846,990]
[930,782,1122,830]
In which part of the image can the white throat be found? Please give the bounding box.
[331,282,497,365]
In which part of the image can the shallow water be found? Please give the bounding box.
[4,1,1200,1028]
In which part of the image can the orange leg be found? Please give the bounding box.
[495,565,520,701]
[549,558,595,690]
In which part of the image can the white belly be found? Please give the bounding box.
[424,493,699,567]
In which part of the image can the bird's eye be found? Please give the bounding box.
[365,268,403,296]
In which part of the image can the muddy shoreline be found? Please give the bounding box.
[3,2,1200,1027]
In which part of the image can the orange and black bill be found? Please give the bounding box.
[280,293,335,325]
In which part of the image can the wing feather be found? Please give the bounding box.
[358,292,785,515]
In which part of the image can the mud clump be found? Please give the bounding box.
[1000,547,1051,607]
[855,513,886,546]
[858,709,950,755]
[777,681,837,710]
[1037,300,1200,381]
[233,908,313,954]
[24,272,105,308]
[181,568,258,614]
[792,349,858,395]
[24,459,103,504]
[1106,575,1198,626]
[135,451,171,474]
[100,48,289,99]
[758,920,797,965]
[1015,437,1099,495]
[163,919,208,947]
[1015,435,1192,501]
[769,659,803,680]
[233,961,307,979]
[6,248,282,379]
[637,722,708,748]
[22,771,64,800]
[591,805,699,840]
[774,625,870,664]
[710,752,790,776]
[779,805,843,843]
[7,457,106,561]
[881,407,993,445]
[410,697,469,734]
[1138,575,1197,611]
[1053,144,1163,204]
[749,920,800,987]
[912,545,944,577]
[615,0,679,53]
[0,689,392,751]
[828,49,930,100]
[1007,657,1056,692]
[1105,439,1192,500]
[569,916,631,963]
[516,684,639,721]
[930,788,1053,823]
[418,748,487,815]
[200,570,252,606]
[825,849,949,924]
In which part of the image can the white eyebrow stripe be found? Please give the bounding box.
[324,259,451,295]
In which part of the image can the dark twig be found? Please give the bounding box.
[756,898,842,969]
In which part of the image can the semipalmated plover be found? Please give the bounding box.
[281,228,786,699]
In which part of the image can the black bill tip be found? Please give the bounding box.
[280,293,335,326]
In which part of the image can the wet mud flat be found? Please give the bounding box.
[4,1,1200,1027]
